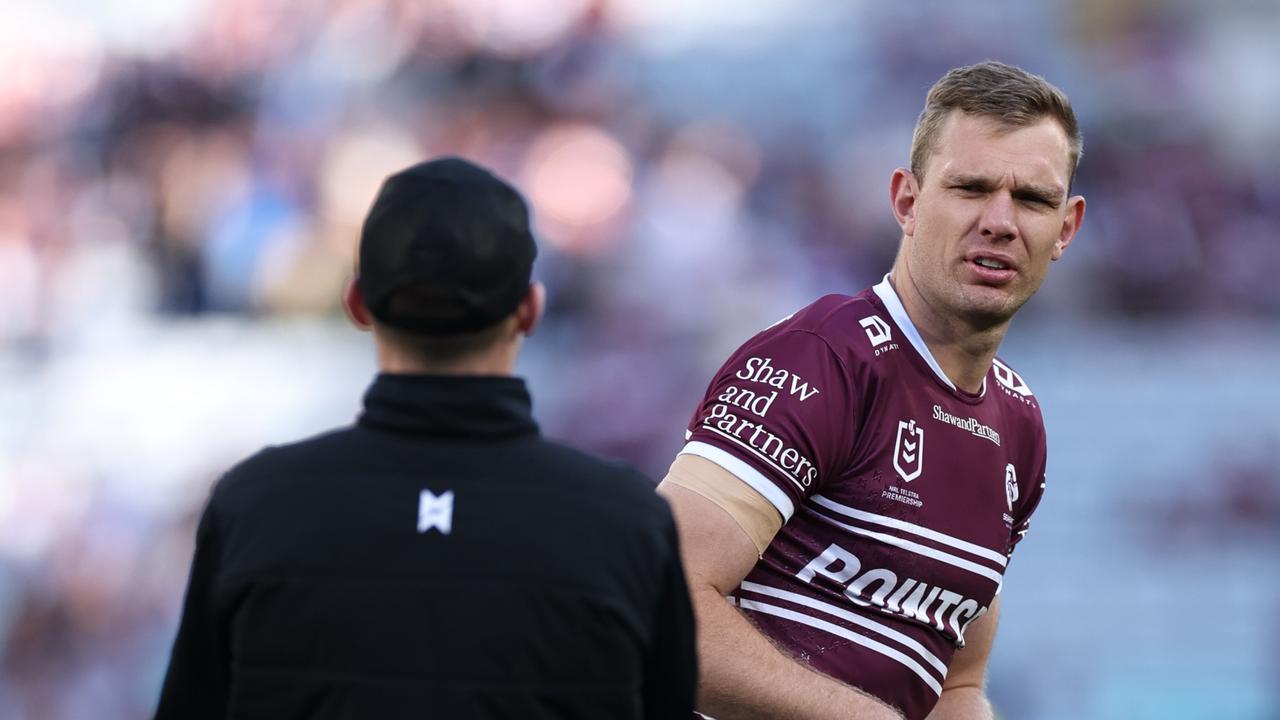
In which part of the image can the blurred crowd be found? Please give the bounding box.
[2,1,1278,718]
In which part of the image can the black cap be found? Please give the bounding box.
[356,157,537,336]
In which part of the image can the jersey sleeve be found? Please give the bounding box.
[680,328,858,523]
[1007,421,1047,559]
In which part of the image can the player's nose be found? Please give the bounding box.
[978,193,1017,242]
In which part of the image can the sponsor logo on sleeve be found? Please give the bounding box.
[893,419,924,482]
[733,356,822,402]
[696,356,826,490]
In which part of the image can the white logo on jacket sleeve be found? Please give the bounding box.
[1004,464,1018,511]
[991,358,1033,397]
[418,490,454,535]
[893,419,924,482]
[859,315,893,347]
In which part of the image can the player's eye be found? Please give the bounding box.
[1019,195,1056,208]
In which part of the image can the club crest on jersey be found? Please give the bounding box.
[991,358,1033,397]
[1004,463,1018,511]
[893,419,924,482]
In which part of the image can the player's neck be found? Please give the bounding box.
[887,269,1008,394]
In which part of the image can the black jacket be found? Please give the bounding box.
[155,374,696,719]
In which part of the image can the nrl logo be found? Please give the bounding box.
[893,419,924,482]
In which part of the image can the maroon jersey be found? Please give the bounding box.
[682,277,1047,720]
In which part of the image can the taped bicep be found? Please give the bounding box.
[662,454,782,555]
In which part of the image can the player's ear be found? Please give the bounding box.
[514,281,545,337]
[343,276,374,331]
[890,168,919,237]
[1052,194,1086,261]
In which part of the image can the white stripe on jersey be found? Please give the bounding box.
[808,507,1004,585]
[680,440,797,520]
[738,599,944,696]
[810,495,1008,567]
[740,581,949,677]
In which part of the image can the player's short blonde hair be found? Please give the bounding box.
[910,61,1082,187]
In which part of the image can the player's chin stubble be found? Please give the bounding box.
[954,282,1032,331]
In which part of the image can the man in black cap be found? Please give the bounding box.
[154,157,697,720]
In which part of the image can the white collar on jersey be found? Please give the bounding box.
[871,274,987,397]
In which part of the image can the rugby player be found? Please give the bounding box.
[658,61,1086,719]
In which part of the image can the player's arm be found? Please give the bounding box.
[659,455,903,720]
[923,596,1001,720]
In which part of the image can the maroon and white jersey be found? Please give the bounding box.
[681,277,1047,720]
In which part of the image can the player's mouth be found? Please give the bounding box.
[964,252,1017,284]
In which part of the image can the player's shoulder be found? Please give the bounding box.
[754,291,887,361]
[988,354,1046,425]
[770,292,875,332]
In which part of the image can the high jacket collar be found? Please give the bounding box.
[358,373,539,440]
